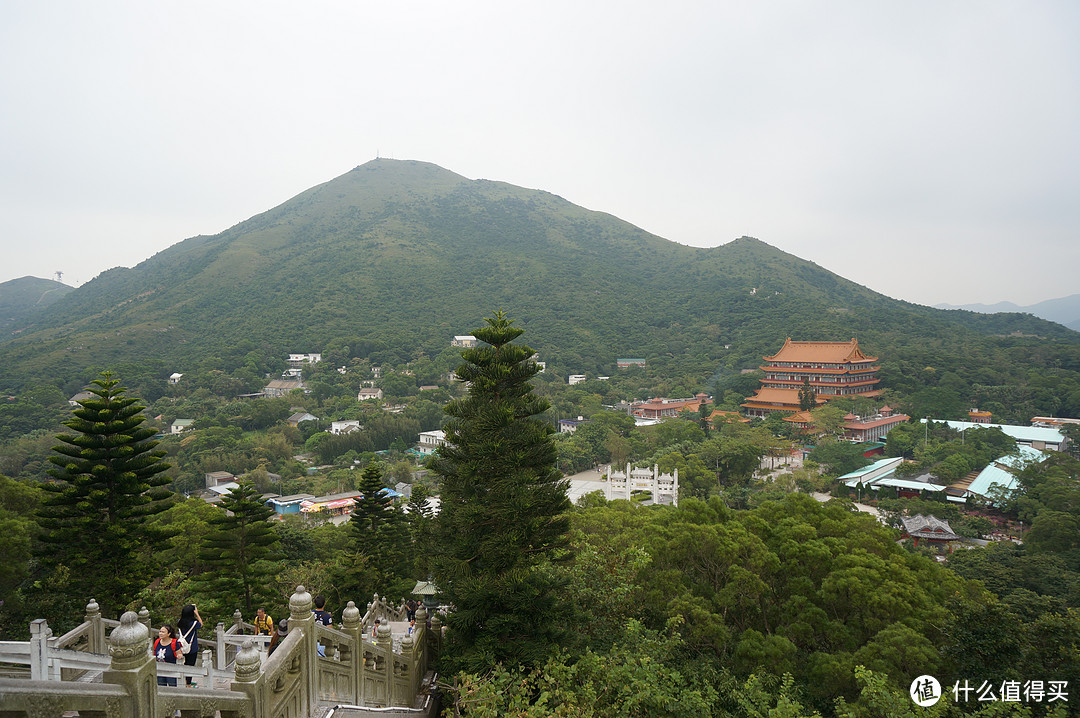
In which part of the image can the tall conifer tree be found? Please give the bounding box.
[197,479,282,614]
[39,373,172,616]
[431,311,571,672]
[333,463,412,604]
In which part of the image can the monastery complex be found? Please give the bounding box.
[741,338,883,417]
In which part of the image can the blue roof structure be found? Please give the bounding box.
[965,445,1046,500]
[921,419,1065,449]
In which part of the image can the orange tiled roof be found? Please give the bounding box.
[742,387,803,404]
[783,410,815,424]
[764,338,877,364]
[842,413,910,429]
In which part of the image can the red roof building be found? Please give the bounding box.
[841,406,911,442]
[742,338,882,417]
[632,393,710,419]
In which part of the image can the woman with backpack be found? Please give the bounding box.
[177,604,203,687]
[152,625,186,687]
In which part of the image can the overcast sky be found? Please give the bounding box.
[2,1,1078,306]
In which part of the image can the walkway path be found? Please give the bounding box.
[811,491,886,524]
[565,469,607,503]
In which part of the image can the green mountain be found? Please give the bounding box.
[0,276,74,335]
[2,159,1078,414]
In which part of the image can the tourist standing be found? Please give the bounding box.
[312,595,332,656]
[177,604,202,687]
[268,618,287,656]
[254,607,274,636]
[152,625,185,687]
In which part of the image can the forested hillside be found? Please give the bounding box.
[0,276,72,334]
[1,158,1078,423]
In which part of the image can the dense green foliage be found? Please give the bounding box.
[0,276,73,334]
[37,374,173,616]
[0,160,1077,431]
[431,312,572,672]
[331,463,412,605]
[0,159,1077,710]
[195,478,283,613]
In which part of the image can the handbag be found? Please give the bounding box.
[178,624,196,654]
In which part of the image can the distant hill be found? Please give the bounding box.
[935,295,1080,332]
[1,159,1078,414]
[0,276,74,335]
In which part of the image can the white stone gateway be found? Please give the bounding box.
[603,463,678,506]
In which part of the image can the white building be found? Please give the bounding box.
[559,416,587,434]
[418,430,449,455]
[287,353,322,367]
[170,418,194,434]
[168,373,183,385]
[331,420,361,435]
[603,464,679,506]
[451,335,478,348]
[568,374,586,385]
[357,388,384,401]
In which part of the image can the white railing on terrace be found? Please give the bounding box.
[0,587,441,718]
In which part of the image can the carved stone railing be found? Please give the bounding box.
[0,586,438,718]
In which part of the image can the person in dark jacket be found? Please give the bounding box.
[177,604,203,687]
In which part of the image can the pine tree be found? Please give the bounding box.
[798,375,818,412]
[431,311,572,672]
[406,483,435,578]
[197,479,282,614]
[332,463,412,605]
[38,373,173,617]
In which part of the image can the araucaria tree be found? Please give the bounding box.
[333,463,412,603]
[39,373,173,617]
[197,478,283,614]
[431,311,572,672]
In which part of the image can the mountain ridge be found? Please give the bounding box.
[1,159,1076,398]
[0,276,74,335]
[935,294,1080,332]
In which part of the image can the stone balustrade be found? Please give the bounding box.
[0,586,439,718]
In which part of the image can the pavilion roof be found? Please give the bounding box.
[901,514,960,541]
[764,338,877,363]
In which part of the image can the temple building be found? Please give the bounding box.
[741,338,882,417]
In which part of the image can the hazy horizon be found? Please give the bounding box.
[3,2,1078,306]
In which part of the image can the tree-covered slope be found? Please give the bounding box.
[1,159,1077,399]
[0,276,73,335]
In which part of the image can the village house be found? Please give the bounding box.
[263,378,304,398]
[330,420,361,435]
[558,416,587,434]
[287,353,322,367]
[168,372,183,384]
[204,471,235,490]
[450,335,477,348]
[68,391,94,407]
[357,388,384,401]
[287,411,319,427]
[417,429,449,456]
[617,358,647,369]
[266,493,316,516]
[170,418,194,434]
